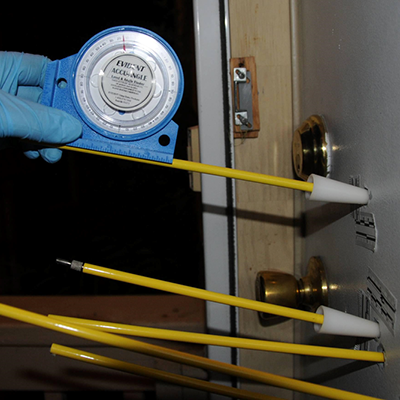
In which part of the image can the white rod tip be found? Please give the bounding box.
[306,174,370,204]
[314,306,380,338]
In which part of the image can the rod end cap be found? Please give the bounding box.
[305,174,370,205]
[314,306,380,338]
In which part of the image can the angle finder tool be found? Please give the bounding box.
[41,26,184,163]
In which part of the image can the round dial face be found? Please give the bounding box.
[72,27,183,140]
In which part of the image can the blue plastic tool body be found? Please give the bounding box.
[40,26,183,163]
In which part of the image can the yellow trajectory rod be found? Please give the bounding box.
[51,344,282,400]
[49,314,385,363]
[0,302,383,400]
[60,145,313,192]
[57,259,323,325]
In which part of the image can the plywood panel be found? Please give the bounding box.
[0,295,206,395]
[229,1,295,398]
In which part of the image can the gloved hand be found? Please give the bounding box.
[0,52,82,163]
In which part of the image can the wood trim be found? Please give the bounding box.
[0,294,205,333]
[229,1,295,398]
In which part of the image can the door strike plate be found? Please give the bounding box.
[230,56,260,138]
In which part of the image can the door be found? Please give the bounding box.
[294,1,400,399]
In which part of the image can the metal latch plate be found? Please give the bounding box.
[230,56,260,138]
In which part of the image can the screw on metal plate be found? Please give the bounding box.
[234,67,247,82]
[235,111,252,128]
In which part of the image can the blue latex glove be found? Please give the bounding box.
[0,52,82,163]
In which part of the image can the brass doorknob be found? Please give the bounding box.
[256,257,328,321]
[292,115,331,180]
